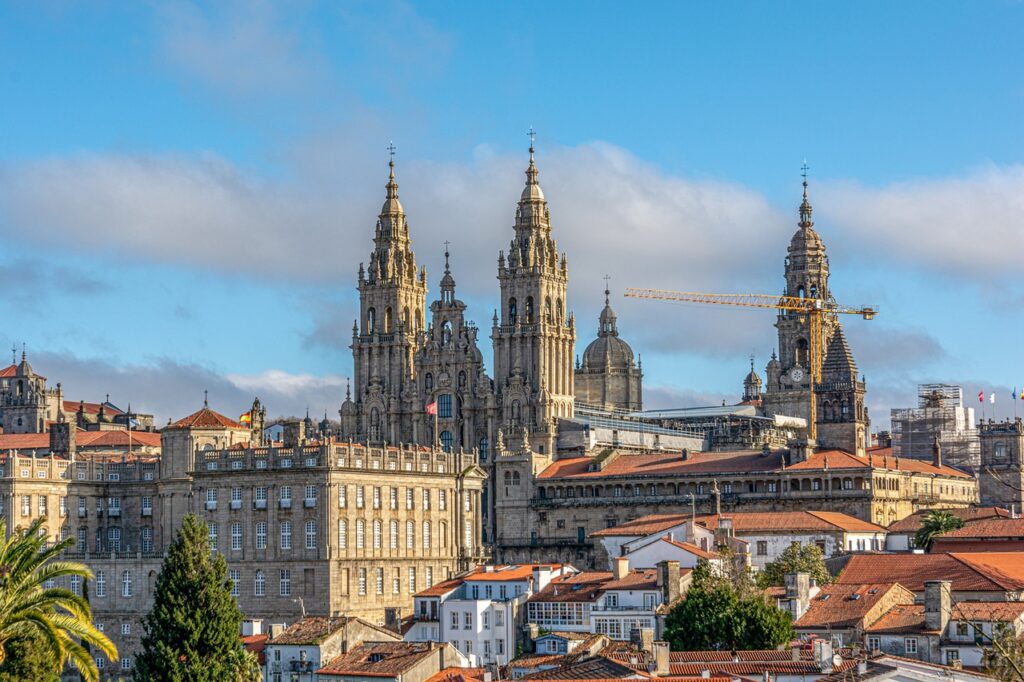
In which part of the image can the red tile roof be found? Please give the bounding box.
[887,507,1009,533]
[0,429,161,451]
[788,448,972,478]
[241,634,268,665]
[528,572,615,604]
[837,553,1024,592]
[660,537,719,559]
[864,604,927,634]
[166,405,244,430]
[425,668,486,682]
[0,364,17,378]
[936,518,1024,539]
[464,564,567,582]
[414,574,472,598]
[591,514,690,538]
[602,568,661,591]
[795,583,910,629]
[67,400,125,416]
[953,601,1024,622]
[267,617,352,645]
[696,511,884,533]
[317,641,437,677]
[537,450,784,480]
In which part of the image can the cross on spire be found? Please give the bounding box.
[203,389,208,407]
[10,343,15,365]
[801,159,810,184]
[387,141,396,164]
[527,126,536,150]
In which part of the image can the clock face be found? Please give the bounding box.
[789,367,805,382]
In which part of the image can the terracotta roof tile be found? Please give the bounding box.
[166,405,244,430]
[936,518,1024,539]
[953,601,1024,622]
[521,656,638,680]
[0,364,17,378]
[425,668,486,682]
[864,604,927,634]
[268,616,353,645]
[414,574,472,598]
[695,511,884,533]
[464,564,567,582]
[661,537,718,559]
[0,429,161,451]
[317,641,437,677]
[887,507,1009,533]
[788,448,972,478]
[795,583,909,629]
[537,450,784,480]
[528,573,615,604]
[591,514,689,537]
[837,553,1024,592]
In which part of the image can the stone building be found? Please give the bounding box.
[1,393,486,678]
[0,351,154,434]
[574,284,642,412]
[492,444,976,568]
[761,179,868,453]
[978,418,1024,510]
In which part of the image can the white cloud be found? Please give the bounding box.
[819,164,1024,278]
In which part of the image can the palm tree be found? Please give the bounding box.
[0,518,117,682]
[914,510,965,550]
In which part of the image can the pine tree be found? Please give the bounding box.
[134,514,245,681]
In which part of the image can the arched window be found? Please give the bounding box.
[797,286,805,299]
[406,520,415,549]
[796,339,809,367]
[254,570,265,597]
[390,520,398,549]
[423,521,431,549]
[438,394,453,419]
[544,297,552,323]
[512,472,521,486]
[403,306,410,329]
[367,308,376,334]
[525,296,535,323]
[370,408,381,441]
[356,520,365,549]
[373,520,382,549]
[509,298,517,324]
[440,431,453,453]
[415,309,423,331]
[479,437,488,460]
[425,373,433,391]
[504,471,512,485]
[338,519,347,549]
[441,521,448,547]
[384,307,393,333]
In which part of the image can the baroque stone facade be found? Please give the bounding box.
[0,398,486,678]
[978,418,1024,509]
[574,285,643,412]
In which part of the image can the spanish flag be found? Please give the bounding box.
[239,411,252,424]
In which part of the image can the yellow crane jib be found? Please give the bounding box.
[623,287,878,442]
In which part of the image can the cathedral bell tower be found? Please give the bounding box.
[492,137,575,455]
[351,154,428,443]
[763,174,839,425]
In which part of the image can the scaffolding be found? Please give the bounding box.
[891,384,980,469]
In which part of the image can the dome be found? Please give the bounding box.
[340,398,358,416]
[582,334,635,369]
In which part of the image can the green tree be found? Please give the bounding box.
[134,514,248,681]
[914,510,965,551]
[978,619,1024,681]
[757,542,832,588]
[664,559,793,651]
[0,518,117,682]
[0,630,61,682]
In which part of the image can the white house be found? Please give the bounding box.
[404,564,574,670]
[263,616,400,682]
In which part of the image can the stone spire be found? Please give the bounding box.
[799,161,813,229]
[821,325,858,380]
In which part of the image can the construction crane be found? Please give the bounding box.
[624,288,877,442]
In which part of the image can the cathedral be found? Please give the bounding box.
[759,176,869,455]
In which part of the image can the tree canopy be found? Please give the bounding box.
[663,558,793,651]
[134,514,252,681]
[914,510,965,550]
[757,541,832,588]
[0,518,116,682]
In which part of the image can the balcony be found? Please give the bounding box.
[289,660,315,673]
[254,499,267,510]
[304,498,316,509]
[141,508,152,517]
[205,501,217,511]
[230,500,242,510]
[78,509,87,518]
[107,508,121,517]
[279,499,292,509]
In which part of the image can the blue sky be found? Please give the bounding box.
[1,1,1022,425]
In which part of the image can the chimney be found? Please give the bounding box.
[814,640,834,674]
[283,419,306,448]
[241,619,263,636]
[614,556,629,580]
[784,573,811,619]
[681,448,689,461]
[632,627,654,655]
[700,671,710,679]
[924,580,952,633]
[269,623,287,639]
[653,640,670,677]
[658,560,681,606]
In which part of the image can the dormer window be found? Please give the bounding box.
[367,653,385,663]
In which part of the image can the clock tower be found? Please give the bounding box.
[762,175,840,429]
